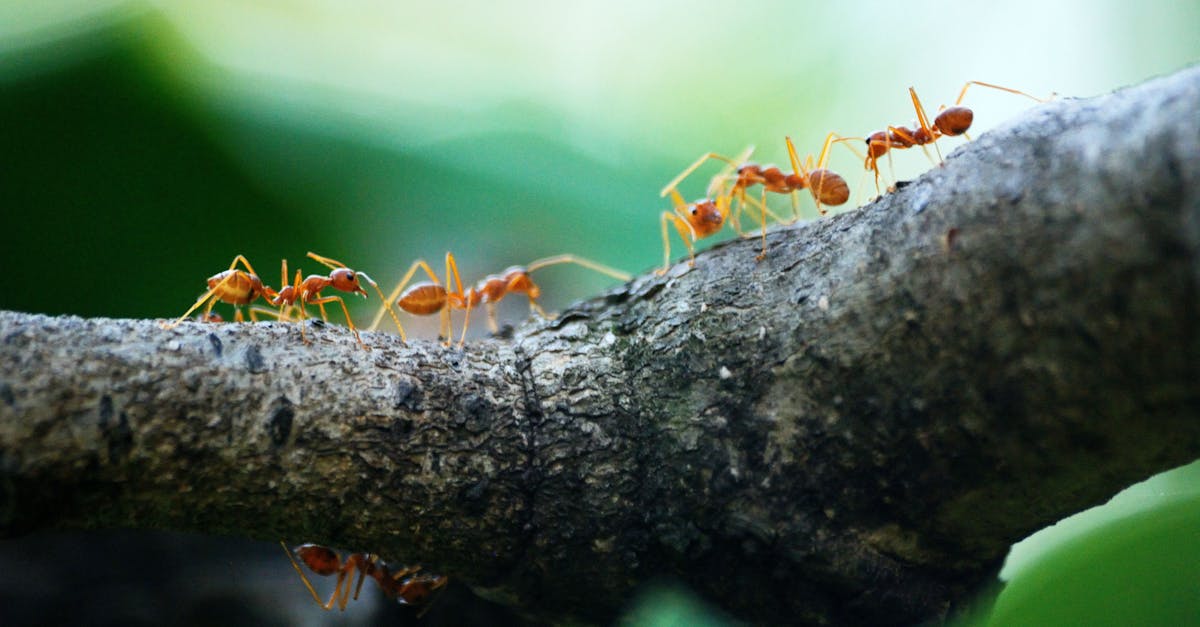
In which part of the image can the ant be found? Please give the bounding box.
[660,135,850,264]
[281,541,448,614]
[264,252,389,349]
[162,254,280,329]
[656,146,751,271]
[861,81,1048,193]
[368,253,631,346]
[662,145,786,249]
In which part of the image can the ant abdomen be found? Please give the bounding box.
[397,282,449,316]
[934,105,974,136]
[807,170,851,206]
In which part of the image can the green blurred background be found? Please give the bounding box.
[1,1,1198,625]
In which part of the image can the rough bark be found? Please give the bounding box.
[1,66,1199,625]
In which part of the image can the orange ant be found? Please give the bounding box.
[660,135,850,263]
[861,81,1048,193]
[368,253,631,346]
[281,541,448,614]
[264,252,390,349]
[656,146,750,271]
[162,255,280,328]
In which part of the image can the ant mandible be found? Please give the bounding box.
[368,253,631,346]
[861,81,1048,193]
[161,254,279,329]
[280,541,448,614]
[265,252,389,349]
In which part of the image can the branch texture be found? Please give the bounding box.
[2,66,1199,625]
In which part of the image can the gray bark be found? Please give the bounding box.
[1,66,1199,625]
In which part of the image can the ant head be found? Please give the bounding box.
[688,200,725,237]
[330,268,367,296]
[690,200,721,220]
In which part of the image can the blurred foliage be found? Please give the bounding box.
[989,493,1200,626]
[1,1,1199,625]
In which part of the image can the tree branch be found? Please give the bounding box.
[2,66,1199,625]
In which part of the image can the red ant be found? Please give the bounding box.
[263,252,389,349]
[162,255,280,328]
[281,541,448,614]
[861,81,1048,193]
[660,135,850,263]
[656,146,750,271]
[368,253,631,346]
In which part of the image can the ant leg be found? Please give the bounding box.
[163,252,263,327]
[281,541,342,611]
[955,80,1048,106]
[814,132,835,170]
[228,254,261,279]
[248,306,288,322]
[307,295,366,349]
[704,145,755,200]
[718,184,743,236]
[332,564,352,610]
[305,251,347,272]
[167,254,265,327]
[288,303,311,342]
[339,268,398,340]
[528,299,551,320]
[368,259,442,335]
[907,88,945,162]
[658,192,692,274]
[708,145,757,234]
[744,195,784,224]
[659,210,697,273]
[351,556,373,601]
[444,252,467,347]
[275,260,292,322]
[831,134,879,199]
[455,305,470,347]
[306,251,400,343]
[755,187,768,259]
[163,274,238,329]
[335,558,367,610]
[787,137,835,216]
[474,302,500,334]
[880,125,925,182]
[803,153,827,216]
[524,254,632,282]
[785,136,819,214]
[660,150,744,198]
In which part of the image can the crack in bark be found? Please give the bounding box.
[510,341,544,583]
